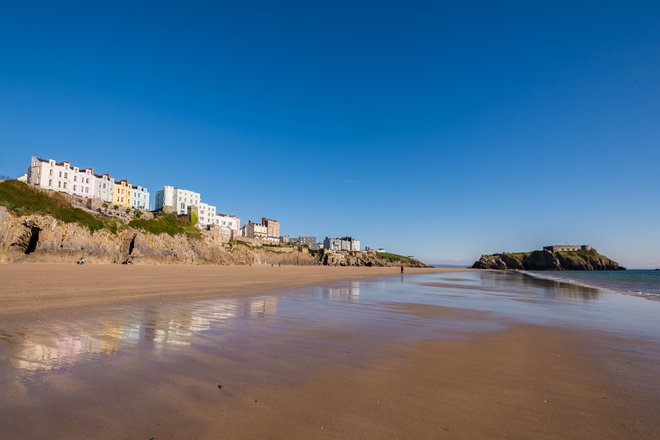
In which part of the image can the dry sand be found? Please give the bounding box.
[0,264,447,317]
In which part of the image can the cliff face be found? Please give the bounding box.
[0,206,321,265]
[471,249,625,271]
[0,207,426,267]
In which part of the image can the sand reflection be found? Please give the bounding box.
[3,296,282,372]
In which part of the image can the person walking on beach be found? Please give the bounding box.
[400,265,404,274]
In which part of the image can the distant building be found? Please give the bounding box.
[113,179,132,208]
[281,235,318,249]
[94,173,115,203]
[323,237,361,252]
[299,236,318,249]
[262,217,280,241]
[198,202,217,228]
[242,221,268,239]
[154,186,201,215]
[215,214,241,236]
[131,185,150,210]
[543,245,592,253]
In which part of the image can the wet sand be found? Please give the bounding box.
[1,268,659,439]
[0,264,447,317]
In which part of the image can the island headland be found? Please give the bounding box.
[471,245,625,270]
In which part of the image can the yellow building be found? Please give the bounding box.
[113,179,133,208]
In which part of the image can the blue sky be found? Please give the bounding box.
[1,1,659,267]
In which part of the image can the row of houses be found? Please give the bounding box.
[24,156,363,249]
[25,156,241,236]
[27,157,150,209]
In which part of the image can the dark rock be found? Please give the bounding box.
[471,248,625,271]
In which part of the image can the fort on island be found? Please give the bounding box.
[543,244,593,253]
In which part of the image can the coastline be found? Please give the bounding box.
[0,264,451,318]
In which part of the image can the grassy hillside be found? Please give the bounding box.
[375,252,426,266]
[0,180,107,232]
[129,213,199,237]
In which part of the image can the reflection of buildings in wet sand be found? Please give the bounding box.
[12,334,104,371]
[323,282,360,301]
[249,296,278,318]
[143,300,239,350]
[9,301,241,371]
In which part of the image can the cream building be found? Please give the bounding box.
[113,179,133,208]
[242,221,268,239]
[215,214,241,236]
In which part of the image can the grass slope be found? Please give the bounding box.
[0,180,106,232]
[129,213,199,237]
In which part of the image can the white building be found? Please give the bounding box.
[323,237,361,252]
[197,202,217,228]
[27,156,95,197]
[131,185,150,210]
[214,214,241,236]
[155,186,201,215]
[94,173,115,203]
[71,166,95,198]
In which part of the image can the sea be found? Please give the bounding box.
[524,270,660,299]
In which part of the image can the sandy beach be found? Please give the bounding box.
[0,264,446,317]
[1,265,659,439]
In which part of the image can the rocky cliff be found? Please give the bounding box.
[0,181,427,267]
[471,249,625,271]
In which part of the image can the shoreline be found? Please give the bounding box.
[0,264,454,318]
[519,269,660,300]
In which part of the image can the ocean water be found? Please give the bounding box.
[525,270,660,298]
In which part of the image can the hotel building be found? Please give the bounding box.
[154,186,201,215]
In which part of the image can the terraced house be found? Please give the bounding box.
[131,185,150,210]
[27,156,95,197]
[94,173,115,203]
[113,179,132,208]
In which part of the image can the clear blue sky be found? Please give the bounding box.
[1,1,659,267]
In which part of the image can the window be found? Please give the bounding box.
[59,171,62,177]
[73,185,77,191]
[58,182,61,188]
[63,182,67,189]
[49,169,53,176]
[48,179,52,186]
[74,176,77,182]
[64,172,68,178]
[86,178,89,184]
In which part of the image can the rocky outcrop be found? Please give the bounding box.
[471,249,625,271]
[0,207,320,265]
[320,250,428,267]
[0,206,429,267]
